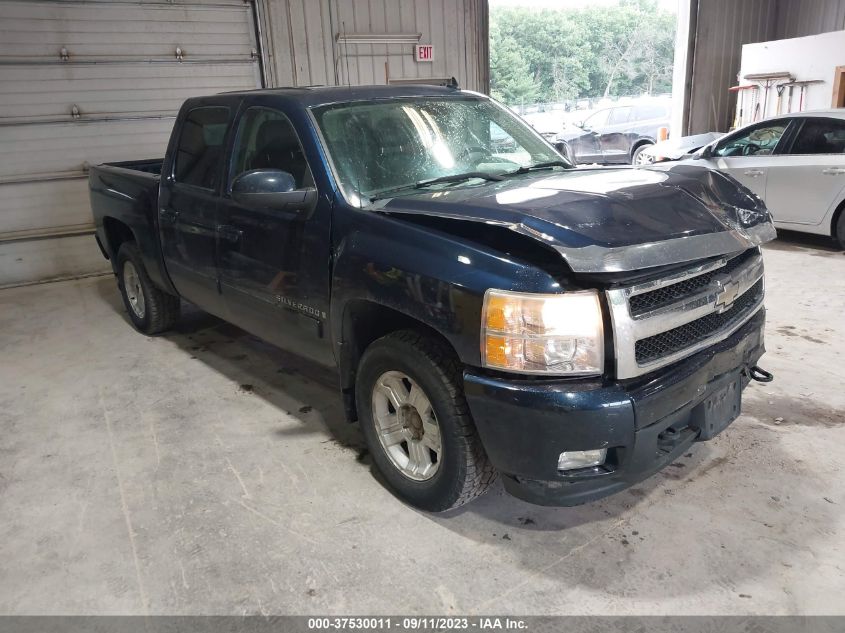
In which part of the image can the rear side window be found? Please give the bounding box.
[633,104,669,120]
[174,107,229,189]
[788,118,845,155]
[608,106,632,125]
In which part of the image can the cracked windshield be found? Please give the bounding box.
[312,97,562,204]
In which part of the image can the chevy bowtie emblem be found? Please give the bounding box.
[715,279,740,312]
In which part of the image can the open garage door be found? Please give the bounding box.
[0,0,263,286]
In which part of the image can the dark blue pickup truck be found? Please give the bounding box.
[89,85,775,511]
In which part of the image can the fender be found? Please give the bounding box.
[329,209,562,369]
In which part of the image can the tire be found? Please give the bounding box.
[835,210,845,250]
[116,242,180,335]
[632,143,654,166]
[355,330,497,511]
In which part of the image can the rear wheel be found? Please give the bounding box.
[116,242,180,335]
[356,330,496,511]
[632,143,654,166]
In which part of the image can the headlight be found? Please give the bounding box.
[481,289,604,375]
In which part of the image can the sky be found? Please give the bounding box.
[488,0,678,12]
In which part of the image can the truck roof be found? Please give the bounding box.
[214,83,475,107]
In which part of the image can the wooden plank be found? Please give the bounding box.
[832,66,845,108]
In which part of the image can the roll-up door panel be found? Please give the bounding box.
[0,0,262,286]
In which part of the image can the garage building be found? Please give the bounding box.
[0,0,488,287]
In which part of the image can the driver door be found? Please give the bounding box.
[570,108,609,163]
[708,118,795,204]
[217,104,333,365]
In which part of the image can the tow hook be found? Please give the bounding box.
[747,365,774,383]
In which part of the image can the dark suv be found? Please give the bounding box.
[556,101,671,165]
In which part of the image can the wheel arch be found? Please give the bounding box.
[102,216,137,268]
[338,299,460,422]
[630,137,655,160]
[831,197,845,241]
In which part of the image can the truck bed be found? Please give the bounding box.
[89,158,170,291]
[100,158,164,175]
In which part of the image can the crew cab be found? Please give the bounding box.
[89,85,775,511]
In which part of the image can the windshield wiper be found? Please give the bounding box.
[502,160,571,176]
[370,171,504,201]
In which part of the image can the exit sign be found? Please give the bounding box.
[415,44,434,62]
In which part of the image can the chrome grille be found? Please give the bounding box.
[635,278,764,364]
[628,250,756,317]
[606,249,765,379]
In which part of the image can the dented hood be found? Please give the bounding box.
[372,164,776,273]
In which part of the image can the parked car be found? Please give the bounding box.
[676,109,845,247]
[89,85,775,511]
[555,101,671,165]
[638,132,725,164]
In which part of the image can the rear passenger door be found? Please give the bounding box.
[159,105,231,313]
[765,117,845,225]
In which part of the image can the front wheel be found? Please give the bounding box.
[835,210,845,249]
[356,330,496,511]
[116,242,180,335]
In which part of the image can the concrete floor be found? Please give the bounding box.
[0,232,843,616]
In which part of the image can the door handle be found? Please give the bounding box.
[822,167,845,175]
[160,208,179,224]
[217,224,242,243]
[743,169,765,177]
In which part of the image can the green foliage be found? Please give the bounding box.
[489,0,677,105]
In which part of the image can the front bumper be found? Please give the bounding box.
[463,310,765,506]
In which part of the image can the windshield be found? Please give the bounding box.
[311,96,565,204]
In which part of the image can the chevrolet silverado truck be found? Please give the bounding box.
[89,85,775,511]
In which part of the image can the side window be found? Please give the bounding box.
[584,108,610,129]
[713,121,789,157]
[607,106,632,125]
[633,104,669,121]
[174,107,229,189]
[229,107,314,189]
[788,118,845,155]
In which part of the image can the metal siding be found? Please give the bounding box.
[0,0,262,286]
[687,0,778,134]
[775,0,845,39]
[261,0,487,91]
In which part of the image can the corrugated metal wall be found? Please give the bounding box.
[775,0,845,39]
[257,0,488,93]
[685,0,845,134]
[686,0,777,134]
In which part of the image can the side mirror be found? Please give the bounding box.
[231,169,316,210]
[696,145,713,159]
[554,141,567,154]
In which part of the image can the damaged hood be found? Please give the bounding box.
[372,164,776,273]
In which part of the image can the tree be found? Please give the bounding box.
[489,1,677,105]
[489,33,539,104]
